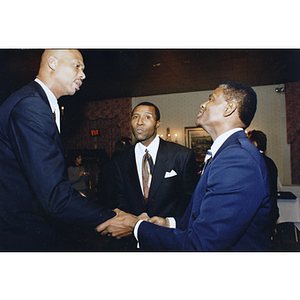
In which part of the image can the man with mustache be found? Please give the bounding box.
[106,102,198,250]
[0,50,117,250]
[97,81,272,251]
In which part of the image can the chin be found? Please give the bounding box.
[195,120,201,127]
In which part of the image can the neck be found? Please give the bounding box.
[36,74,61,99]
[140,134,157,147]
[205,121,244,141]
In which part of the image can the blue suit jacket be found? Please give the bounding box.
[137,131,272,251]
[0,82,115,250]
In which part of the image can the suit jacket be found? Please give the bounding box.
[137,131,272,251]
[0,81,115,250]
[113,138,198,218]
[263,154,279,231]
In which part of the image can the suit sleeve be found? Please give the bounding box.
[8,97,115,229]
[113,157,131,212]
[138,146,270,251]
[180,149,198,206]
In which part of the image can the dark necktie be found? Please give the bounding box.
[142,149,153,202]
[201,149,212,176]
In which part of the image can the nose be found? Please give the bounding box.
[137,116,144,125]
[79,69,86,80]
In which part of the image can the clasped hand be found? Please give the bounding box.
[95,209,170,239]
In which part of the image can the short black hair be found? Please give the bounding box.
[68,151,82,167]
[132,102,160,121]
[220,81,257,128]
[247,130,267,152]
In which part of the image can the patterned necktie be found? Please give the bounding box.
[142,149,153,202]
[201,149,212,176]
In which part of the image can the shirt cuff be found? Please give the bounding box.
[133,220,144,249]
[167,217,176,228]
[133,218,176,249]
[134,217,176,239]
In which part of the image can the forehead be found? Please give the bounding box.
[212,86,225,97]
[133,105,156,116]
[62,50,85,68]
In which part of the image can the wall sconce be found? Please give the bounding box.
[166,127,171,141]
[275,87,285,93]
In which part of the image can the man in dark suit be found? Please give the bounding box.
[97,81,272,251]
[113,102,198,218]
[0,49,116,251]
[247,130,279,236]
[106,102,198,249]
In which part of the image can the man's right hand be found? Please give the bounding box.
[148,216,170,227]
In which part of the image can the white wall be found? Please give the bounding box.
[132,84,292,185]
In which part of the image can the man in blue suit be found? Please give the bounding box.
[97,81,272,251]
[0,50,116,250]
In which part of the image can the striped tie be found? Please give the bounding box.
[201,149,212,176]
[142,149,153,203]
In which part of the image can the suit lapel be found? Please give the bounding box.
[127,146,145,201]
[29,81,64,152]
[148,139,168,199]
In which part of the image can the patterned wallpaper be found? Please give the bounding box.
[62,97,132,158]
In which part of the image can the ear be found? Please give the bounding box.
[48,56,58,71]
[155,120,160,129]
[223,100,237,117]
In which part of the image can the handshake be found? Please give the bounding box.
[95,208,170,239]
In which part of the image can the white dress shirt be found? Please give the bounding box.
[34,78,60,132]
[135,134,160,195]
[133,128,244,243]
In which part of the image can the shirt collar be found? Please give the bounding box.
[135,134,160,163]
[210,128,244,157]
[34,78,58,113]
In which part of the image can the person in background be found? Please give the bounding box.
[0,49,120,250]
[107,102,198,250]
[97,81,272,251]
[96,137,132,208]
[68,152,90,197]
[247,129,279,237]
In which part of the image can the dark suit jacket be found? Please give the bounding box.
[137,131,272,251]
[0,81,115,250]
[113,138,198,218]
[263,154,279,231]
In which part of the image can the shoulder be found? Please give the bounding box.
[1,82,47,115]
[263,154,278,171]
[4,82,44,103]
[112,145,134,164]
[160,139,193,154]
[0,82,50,132]
[221,136,261,162]
[214,135,267,177]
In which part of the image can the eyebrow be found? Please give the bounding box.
[132,111,154,116]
